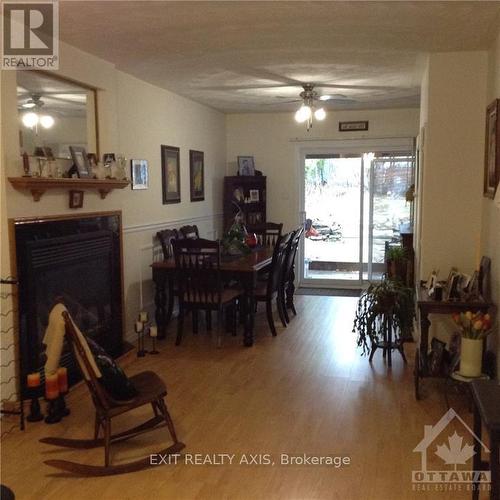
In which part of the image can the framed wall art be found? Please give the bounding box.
[484,99,500,199]
[189,150,204,202]
[130,159,149,190]
[161,145,180,204]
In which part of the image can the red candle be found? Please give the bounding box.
[45,374,59,400]
[27,372,41,388]
[57,367,68,393]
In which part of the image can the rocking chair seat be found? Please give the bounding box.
[106,371,167,417]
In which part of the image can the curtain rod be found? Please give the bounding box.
[289,135,415,143]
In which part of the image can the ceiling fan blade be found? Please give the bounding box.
[318,83,408,91]
[192,84,298,91]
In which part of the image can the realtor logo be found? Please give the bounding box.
[2,1,59,69]
[412,408,490,489]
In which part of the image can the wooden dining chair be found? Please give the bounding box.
[247,222,283,248]
[254,231,293,336]
[173,238,244,347]
[40,308,184,476]
[156,228,178,260]
[279,226,304,323]
[179,225,200,240]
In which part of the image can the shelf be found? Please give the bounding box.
[8,177,130,201]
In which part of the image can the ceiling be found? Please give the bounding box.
[17,71,88,117]
[58,1,500,113]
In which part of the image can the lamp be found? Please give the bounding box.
[294,84,327,131]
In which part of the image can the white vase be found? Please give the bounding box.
[460,337,483,377]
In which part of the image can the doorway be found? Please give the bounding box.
[299,140,414,288]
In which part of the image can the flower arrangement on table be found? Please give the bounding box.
[452,311,493,340]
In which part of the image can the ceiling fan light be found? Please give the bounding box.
[22,112,39,128]
[314,108,326,121]
[295,105,311,123]
[22,102,36,109]
[40,114,55,128]
[319,95,331,101]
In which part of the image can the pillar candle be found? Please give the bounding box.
[45,374,60,400]
[57,367,68,393]
[149,326,157,337]
[139,311,148,323]
[135,320,143,333]
[27,372,41,388]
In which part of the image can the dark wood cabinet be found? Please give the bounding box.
[223,176,266,232]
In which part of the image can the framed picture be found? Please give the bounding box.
[69,190,84,209]
[484,99,500,199]
[103,153,116,166]
[87,153,98,168]
[339,121,369,132]
[189,150,204,202]
[249,189,259,202]
[130,159,149,190]
[161,145,180,204]
[69,146,90,178]
[238,156,255,176]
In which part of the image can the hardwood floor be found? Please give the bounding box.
[1,296,488,499]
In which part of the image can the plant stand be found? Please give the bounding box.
[368,313,408,367]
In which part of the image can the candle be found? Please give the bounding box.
[27,372,41,388]
[135,320,143,333]
[139,311,148,323]
[149,326,157,337]
[45,374,59,400]
[57,367,68,393]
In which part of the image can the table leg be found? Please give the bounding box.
[491,439,499,500]
[473,403,482,500]
[242,275,255,347]
[419,312,431,375]
[166,276,174,325]
[153,269,167,339]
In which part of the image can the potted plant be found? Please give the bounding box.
[386,245,407,281]
[452,311,493,377]
[353,278,415,357]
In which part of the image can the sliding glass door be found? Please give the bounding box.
[300,143,414,288]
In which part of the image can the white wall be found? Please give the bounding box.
[482,29,500,370]
[226,108,420,232]
[0,41,226,400]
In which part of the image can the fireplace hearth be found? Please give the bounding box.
[12,212,124,397]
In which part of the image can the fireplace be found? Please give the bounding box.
[12,212,124,397]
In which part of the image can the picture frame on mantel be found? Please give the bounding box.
[189,150,204,202]
[484,99,500,199]
[130,159,149,190]
[161,145,181,204]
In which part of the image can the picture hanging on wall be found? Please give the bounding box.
[189,150,204,202]
[130,159,149,190]
[161,145,181,204]
[484,98,500,199]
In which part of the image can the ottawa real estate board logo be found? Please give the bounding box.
[2,1,59,69]
[412,408,490,493]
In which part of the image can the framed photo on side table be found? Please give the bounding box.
[161,145,181,204]
[189,150,204,201]
[130,159,149,190]
[484,99,500,199]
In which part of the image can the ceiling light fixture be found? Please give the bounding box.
[294,84,327,131]
[22,112,39,128]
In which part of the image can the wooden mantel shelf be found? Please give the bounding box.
[8,177,129,201]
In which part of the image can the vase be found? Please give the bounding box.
[460,337,483,377]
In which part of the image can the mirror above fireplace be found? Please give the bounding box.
[17,71,98,159]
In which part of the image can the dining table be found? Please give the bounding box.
[151,246,274,346]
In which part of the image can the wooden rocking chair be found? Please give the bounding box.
[40,310,185,476]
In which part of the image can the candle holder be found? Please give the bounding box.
[56,393,70,417]
[44,399,62,424]
[149,325,159,354]
[135,316,148,357]
[26,391,44,422]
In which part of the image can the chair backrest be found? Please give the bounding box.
[172,238,222,305]
[283,226,304,283]
[62,310,112,411]
[247,222,283,248]
[179,225,200,240]
[266,231,293,295]
[156,228,178,260]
